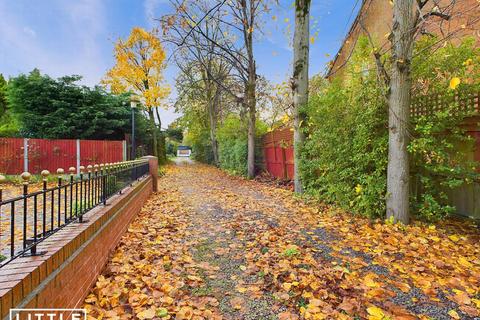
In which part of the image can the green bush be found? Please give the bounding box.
[217,115,267,176]
[301,77,388,218]
[0,110,21,137]
[184,129,214,164]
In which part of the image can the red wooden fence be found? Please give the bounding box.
[0,138,126,175]
[262,128,294,180]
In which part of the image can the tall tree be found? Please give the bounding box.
[103,27,170,160]
[292,0,311,193]
[6,70,147,140]
[379,0,468,223]
[165,0,272,178]
[0,74,7,116]
[385,0,416,224]
[163,7,234,165]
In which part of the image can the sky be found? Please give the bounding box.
[0,0,360,127]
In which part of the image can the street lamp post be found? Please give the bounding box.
[130,95,139,160]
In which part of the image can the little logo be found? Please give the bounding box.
[10,309,87,320]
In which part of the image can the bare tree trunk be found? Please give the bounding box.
[246,75,256,179]
[148,109,159,158]
[153,106,167,163]
[208,91,220,166]
[155,106,162,130]
[386,0,415,224]
[292,0,311,194]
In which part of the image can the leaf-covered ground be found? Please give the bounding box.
[84,163,480,320]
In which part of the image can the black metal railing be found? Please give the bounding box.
[0,159,150,267]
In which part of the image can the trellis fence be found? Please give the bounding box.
[0,138,127,175]
[410,89,480,118]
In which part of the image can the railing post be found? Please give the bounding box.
[94,164,99,205]
[79,166,85,223]
[87,165,92,208]
[57,168,64,227]
[41,170,50,237]
[20,172,31,252]
[100,163,106,205]
[69,167,76,221]
[0,175,7,255]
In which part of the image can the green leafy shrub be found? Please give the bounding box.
[0,110,21,137]
[217,115,248,175]
[185,128,214,164]
[301,75,388,218]
[217,115,267,176]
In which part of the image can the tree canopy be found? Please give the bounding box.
[5,69,148,140]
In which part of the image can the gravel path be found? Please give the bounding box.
[85,161,480,319]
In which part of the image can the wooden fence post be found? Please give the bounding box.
[23,138,28,172]
[122,140,127,161]
[76,139,81,175]
[281,146,287,180]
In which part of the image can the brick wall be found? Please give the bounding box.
[0,173,154,319]
[328,0,480,79]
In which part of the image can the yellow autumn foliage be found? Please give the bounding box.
[102,27,170,109]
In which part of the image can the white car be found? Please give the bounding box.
[177,146,192,157]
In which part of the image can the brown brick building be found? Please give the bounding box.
[327,0,480,78]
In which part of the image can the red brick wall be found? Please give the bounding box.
[0,176,153,318]
[329,0,480,79]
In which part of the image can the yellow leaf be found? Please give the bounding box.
[448,309,460,319]
[363,274,378,288]
[472,298,480,308]
[177,306,194,320]
[310,36,315,44]
[137,308,156,320]
[449,77,461,90]
[458,257,473,268]
[355,184,363,194]
[448,234,460,242]
[367,306,385,320]
[282,282,292,291]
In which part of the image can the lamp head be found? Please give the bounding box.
[130,95,140,109]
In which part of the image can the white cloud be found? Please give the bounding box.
[22,26,36,37]
[143,0,168,28]
[0,0,108,86]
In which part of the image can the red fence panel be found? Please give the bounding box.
[262,128,294,180]
[0,138,24,174]
[28,139,77,174]
[0,138,125,175]
[80,140,124,167]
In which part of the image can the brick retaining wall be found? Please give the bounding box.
[0,174,154,319]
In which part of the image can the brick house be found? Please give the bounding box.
[327,0,480,79]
